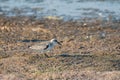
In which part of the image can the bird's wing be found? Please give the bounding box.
[29,41,50,50]
[29,45,45,50]
[43,44,49,50]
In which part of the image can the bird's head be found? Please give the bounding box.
[50,38,61,45]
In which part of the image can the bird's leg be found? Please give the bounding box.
[44,53,49,58]
[49,50,54,56]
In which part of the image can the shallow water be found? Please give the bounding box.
[0,0,120,20]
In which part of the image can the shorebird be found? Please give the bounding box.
[29,38,61,57]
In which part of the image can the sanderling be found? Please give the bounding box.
[29,38,61,57]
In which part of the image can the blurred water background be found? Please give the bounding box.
[0,0,120,21]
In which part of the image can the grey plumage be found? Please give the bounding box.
[29,38,61,52]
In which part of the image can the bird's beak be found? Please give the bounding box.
[57,41,61,45]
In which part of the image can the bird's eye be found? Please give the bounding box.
[54,40,57,42]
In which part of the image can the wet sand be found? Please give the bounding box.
[0,15,120,79]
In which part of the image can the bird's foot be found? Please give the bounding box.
[44,53,49,58]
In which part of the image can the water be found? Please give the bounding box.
[0,0,120,21]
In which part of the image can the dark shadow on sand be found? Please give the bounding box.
[19,39,47,42]
[57,53,93,58]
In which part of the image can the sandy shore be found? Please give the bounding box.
[0,15,120,80]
